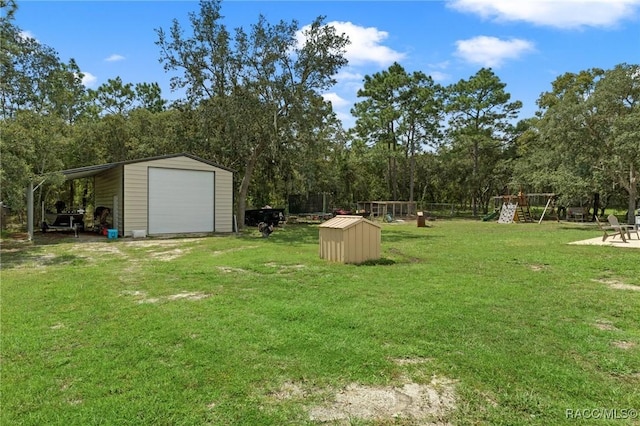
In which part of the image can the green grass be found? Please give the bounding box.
[1,221,639,425]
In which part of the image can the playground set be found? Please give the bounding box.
[488,193,559,224]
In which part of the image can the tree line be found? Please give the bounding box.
[1,0,638,227]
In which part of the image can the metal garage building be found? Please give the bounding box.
[29,153,234,238]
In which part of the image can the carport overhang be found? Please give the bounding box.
[27,163,120,240]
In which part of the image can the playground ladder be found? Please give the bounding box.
[515,204,533,223]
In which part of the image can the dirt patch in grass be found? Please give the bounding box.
[1,247,24,254]
[217,266,251,274]
[264,262,306,273]
[149,248,190,261]
[120,290,146,297]
[307,376,456,424]
[528,264,547,272]
[594,279,640,292]
[211,246,258,256]
[166,291,210,301]
[122,239,200,261]
[123,238,204,248]
[267,366,457,424]
[270,381,308,400]
[120,290,210,304]
[608,283,640,291]
[593,319,619,331]
[14,252,87,269]
[79,243,125,257]
[612,341,636,350]
[391,357,434,366]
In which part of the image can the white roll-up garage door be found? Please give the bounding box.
[148,168,214,234]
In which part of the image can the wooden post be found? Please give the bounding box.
[538,197,553,224]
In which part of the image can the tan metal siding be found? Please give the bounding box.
[123,162,149,235]
[123,156,233,236]
[319,216,381,264]
[319,228,345,262]
[350,224,360,263]
[213,168,233,232]
[94,166,123,233]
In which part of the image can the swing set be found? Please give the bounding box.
[492,193,558,224]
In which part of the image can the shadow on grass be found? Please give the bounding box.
[257,223,444,247]
[1,231,90,270]
[558,223,602,232]
[381,229,442,243]
[1,248,85,270]
[261,224,321,246]
[356,257,396,266]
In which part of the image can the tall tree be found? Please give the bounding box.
[88,77,136,116]
[0,1,86,218]
[352,62,443,202]
[1,2,86,121]
[134,82,167,113]
[156,0,348,227]
[445,68,521,216]
[523,64,639,223]
[1,111,68,217]
[591,64,639,223]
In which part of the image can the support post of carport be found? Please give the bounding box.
[27,177,47,241]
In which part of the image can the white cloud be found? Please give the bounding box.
[335,70,364,82]
[322,92,351,109]
[324,76,362,129]
[105,54,125,62]
[336,110,355,128]
[18,30,37,42]
[426,61,451,82]
[455,36,535,68]
[297,21,405,67]
[80,72,98,87]
[295,21,405,129]
[428,71,450,82]
[449,0,640,29]
[429,61,451,70]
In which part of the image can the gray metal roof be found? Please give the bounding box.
[58,153,234,180]
[61,162,120,180]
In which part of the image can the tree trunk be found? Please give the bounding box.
[591,192,600,222]
[236,145,262,230]
[472,137,479,216]
[626,164,638,225]
[408,126,416,206]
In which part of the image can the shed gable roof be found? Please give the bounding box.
[318,215,381,230]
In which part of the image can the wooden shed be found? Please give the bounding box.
[59,153,233,237]
[318,215,381,264]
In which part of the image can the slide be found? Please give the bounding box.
[482,210,500,222]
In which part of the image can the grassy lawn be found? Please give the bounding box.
[1,220,639,425]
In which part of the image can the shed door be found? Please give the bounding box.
[148,168,214,234]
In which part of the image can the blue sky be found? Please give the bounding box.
[13,0,640,128]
